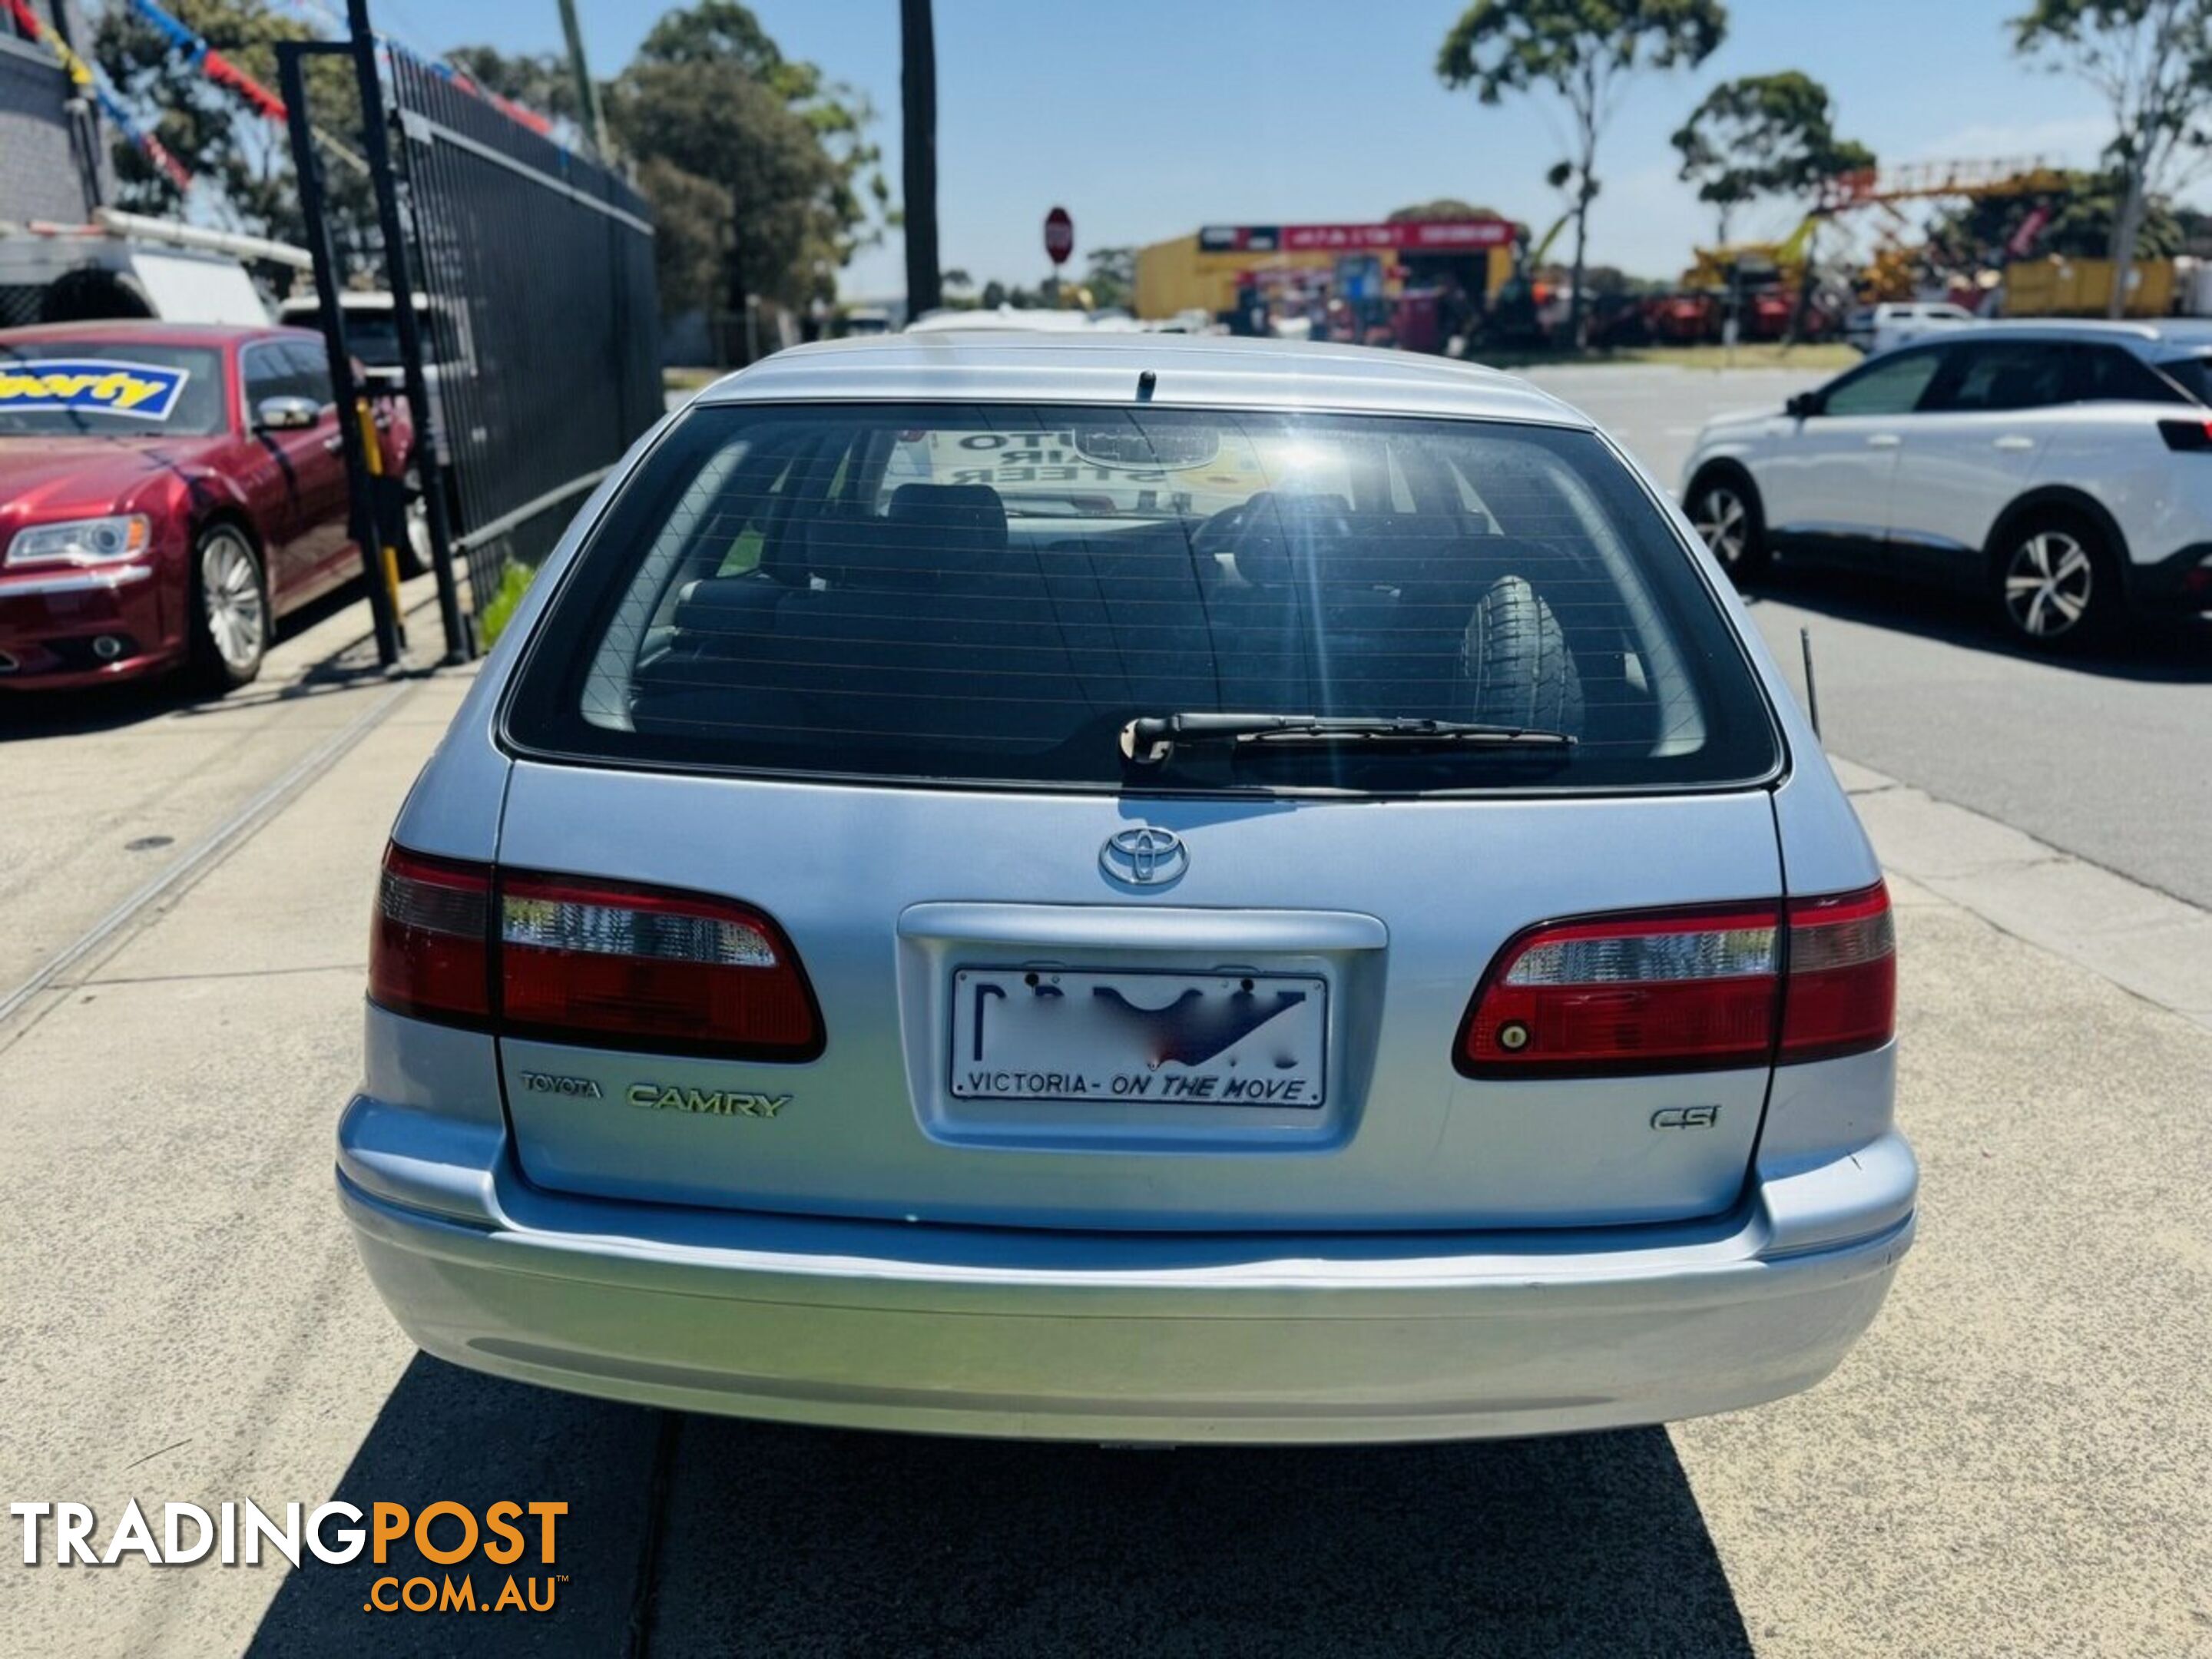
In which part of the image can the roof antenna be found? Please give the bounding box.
[1135,369,1157,402]
[1800,626,1823,740]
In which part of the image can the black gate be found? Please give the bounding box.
[280,2,659,661]
[386,48,661,604]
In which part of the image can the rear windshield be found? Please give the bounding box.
[505,403,1780,795]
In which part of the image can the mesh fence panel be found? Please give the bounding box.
[385,50,660,610]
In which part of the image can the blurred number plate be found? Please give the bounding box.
[950,968,1327,1107]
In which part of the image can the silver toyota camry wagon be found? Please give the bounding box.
[342,333,1915,1444]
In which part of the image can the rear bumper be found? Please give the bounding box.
[337,1098,1916,1444]
[2128,541,2212,621]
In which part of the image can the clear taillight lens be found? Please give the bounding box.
[497,870,821,1060]
[1458,883,1894,1078]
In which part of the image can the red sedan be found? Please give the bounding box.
[0,321,409,694]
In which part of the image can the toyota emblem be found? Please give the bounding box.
[1100,827,1188,887]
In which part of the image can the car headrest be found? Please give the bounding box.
[1229,492,1353,586]
[1253,491,1350,520]
[802,515,939,591]
[1234,499,1502,590]
[887,483,1008,570]
[671,575,786,640]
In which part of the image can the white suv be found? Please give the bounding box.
[1683,320,2212,647]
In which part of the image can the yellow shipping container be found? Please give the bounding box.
[1134,236,1341,321]
[2004,257,2176,319]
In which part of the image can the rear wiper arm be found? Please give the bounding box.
[1121,712,1576,765]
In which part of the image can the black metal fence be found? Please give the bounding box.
[386,48,661,604]
[282,6,659,657]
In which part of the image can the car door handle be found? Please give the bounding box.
[1866,433,1902,449]
[1992,435,2035,452]
[322,434,344,453]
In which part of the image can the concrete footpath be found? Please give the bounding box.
[1,651,2207,1657]
[0,573,455,1007]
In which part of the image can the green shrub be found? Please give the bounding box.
[479,560,535,647]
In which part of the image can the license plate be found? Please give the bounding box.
[949,968,1328,1107]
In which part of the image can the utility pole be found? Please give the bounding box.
[555,0,609,160]
[900,0,941,320]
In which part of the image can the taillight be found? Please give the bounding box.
[1457,882,1892,1078]
[370,846,493,1024]
[497,870,821,1060]
[1459,902,1782,1078]
[1778,884,1896,1063]
[2157,418,2212,452]
[368,846,820,1060]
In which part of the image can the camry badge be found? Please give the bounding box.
[1100,826,1188,887]
[628,1083,790,1118]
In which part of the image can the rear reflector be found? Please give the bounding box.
[1458,883,1893,1078]
[368,846,820,1060]
[498,871,821,1059]
[370,846,492,1024]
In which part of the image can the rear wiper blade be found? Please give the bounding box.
[1121,712,1576,765]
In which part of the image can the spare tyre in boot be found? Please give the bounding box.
[1460,575,1584,733]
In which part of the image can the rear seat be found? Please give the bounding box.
[634,485,1644,750]
[781,490,1083,746]
[667,571,795,651]
[1214,497,1501,717]
[1022,521,1218,715]
[657,485,1006,665]
[686,486,1083,750]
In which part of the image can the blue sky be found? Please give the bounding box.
[412,0,2204,301]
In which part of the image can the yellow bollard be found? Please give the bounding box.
[356,398,406,648]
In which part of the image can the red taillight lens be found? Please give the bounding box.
[370,846,493,1024]
[1459,903,1782,1078]
[370,846,821,1059]
[1779,883,1896,1063]
[497,870,822,1060]
[1458,882,1895,1078]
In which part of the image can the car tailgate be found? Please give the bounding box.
[492,760,1783,1232]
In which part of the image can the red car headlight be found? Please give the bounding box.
[5,515,153,568]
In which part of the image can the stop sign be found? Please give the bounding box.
[1044,206,1074,267]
